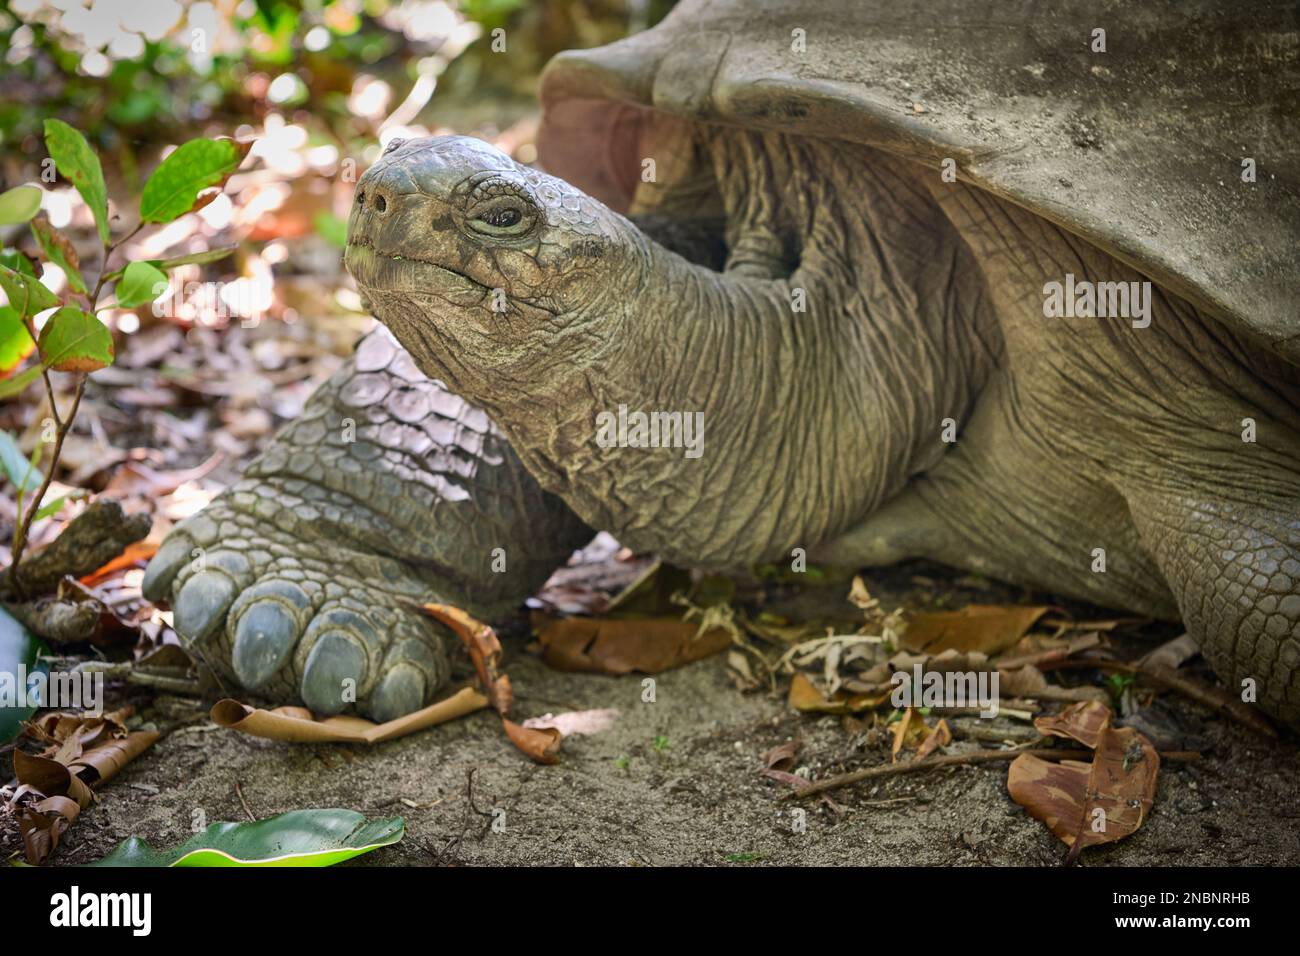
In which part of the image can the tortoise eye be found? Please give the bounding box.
[383,138,406,154]
[479,207,522,228]
[464,179,538,238]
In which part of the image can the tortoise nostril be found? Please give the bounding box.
[375,194,387,213]
[356,189,366,206]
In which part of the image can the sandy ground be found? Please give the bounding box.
[19,624,1300,868]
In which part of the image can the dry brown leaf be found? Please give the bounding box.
[788,673,891,715]
[421,603,581,764]
[210,686,488,744]
[760,740,800,772]
[422,603,512,714]
[1008,703,1160,862]
[1035,699,1113,748]
[14,749,78,796]
[902,604,1052,656]
[70,731,156,786]
[789,672,845,713]
[890,707,933,762]
[12,725,157,864]
[27,707,133,765]
[1069,724,1160,862]
[18,797,81,865]
[535,615,731,674]
[503,718,562,765]
[1007,756,1093,842]
[915,718,952,760]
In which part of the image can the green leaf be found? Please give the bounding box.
[0,248,37,277]
[43,119,110,245]
[30,216,86,294]
[0,262,60,318]
[37,306,114,373]
[0,606,49,744]
[0,186,42,226]
[0,429,43,492]
[0,305,36,376]
[115,261,168,309]
[140,138,250,224]
[86,810,405,867]
[31,494,67,523]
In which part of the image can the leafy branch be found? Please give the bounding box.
[0,121,247,598]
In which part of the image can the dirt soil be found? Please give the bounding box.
[23,620,1300,868]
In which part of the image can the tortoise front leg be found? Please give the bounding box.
[143,329,591,720]
[1122,485,1300,728]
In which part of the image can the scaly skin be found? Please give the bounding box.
[337,130,1299,728]
[142,328,590,720]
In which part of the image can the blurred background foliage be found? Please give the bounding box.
[0,0,674,187]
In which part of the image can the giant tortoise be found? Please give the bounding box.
[143,0,1300,728]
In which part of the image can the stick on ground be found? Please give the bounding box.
[784,746,1202,800]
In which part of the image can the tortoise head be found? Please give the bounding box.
[345,135,646,404]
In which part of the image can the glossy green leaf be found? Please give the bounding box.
[0,429,42,492]
[0,186,42,226]
[30,216,86,294]
[0,605,49,744]
[0,262,60,319]
[43,120,110,245]
[37,306,114,373]
[140,138,249,224]
[115,261,168,309]
[86,810,405,867]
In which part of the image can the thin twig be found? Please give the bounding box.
[21,317,61,430]
[234,781,256,821]
[784,746,1202,800]
[7,377,87,598]
[90,221,143,306]
[71,660,201,696]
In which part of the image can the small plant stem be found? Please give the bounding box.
[90,221,142,306]
[7,377,86,598]
[21,316,61,430]
[6,221,138,597]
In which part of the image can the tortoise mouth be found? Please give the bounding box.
[344,241,490,297]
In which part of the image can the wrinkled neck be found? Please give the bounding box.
[498,139,999,568]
